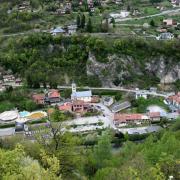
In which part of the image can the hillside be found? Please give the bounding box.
[0,34,179,89]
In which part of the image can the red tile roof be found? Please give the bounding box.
[72,100,85,105]
[58,103,72,111]
[167,92,180,103]
[32,94,45,104]
[114,113,145,123]
[48,89,60,98]
[32,94,45,101]
[148,112,160,118]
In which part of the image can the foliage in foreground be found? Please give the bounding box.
[0,119,180,179]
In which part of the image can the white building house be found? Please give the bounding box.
[110,10,129,19]
[102,96,114,107]
[67,25,77,35]
[71,83,92,102]
[156,33,174,40]
[135,91,147,99]
[50,27,65,36]
[171,0,180,7]
[120,10,130,18]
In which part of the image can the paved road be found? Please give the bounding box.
[115,8,180,22]
[2,32,31,37]
[2,81,170,98]
[57,85,170,98]
[0,29,47,38]
[5,82,170,98]
[0,128,15,137]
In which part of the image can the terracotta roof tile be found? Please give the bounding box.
[114,113,144,122]
[148,112,160,118]
[48,89,60,98]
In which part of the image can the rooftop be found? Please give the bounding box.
[111,101,131,113]
[148,112,161,118]
[51,27,65,33]
[167,92,180,103]
[71,90,92,98]
[32,94,45,100]
[114,113,149,122]
[73,100,86,105]
[103,96,113,102]
[48,89,60,98]
[0,110,19,121]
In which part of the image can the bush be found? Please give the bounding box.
[171,118,180,131]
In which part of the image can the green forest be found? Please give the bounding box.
[0,34,179,88]
[0,119,180,179]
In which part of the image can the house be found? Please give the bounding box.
[15,121,25,132]
[91,95,100,103]
[87,0,94,8]
[149,87,157,92]
[72,100,90,113]
[135,91,147,99]
[120,10,130,18]
[58,102,72,112]
[64,2,72,14]
[32,94,45,105]
[157,28,167,33]
[148,112,161,122]
[132,9,141,16]
[18,1,30,11]
[3,75,15,83]
[163,19,177,26]
[114,113,149,126]
[171,0,180,6]
[67,25,77,35]
[71,83,92,102]
[44,89,61,104]
[50,27,65,36]
[166,92,180,110]
[15,78,22,84]
[110,11,129,19]
[114,0,123,5]
[111,101,131,113]
[166,112,179,120]
[156,33,174,40]
[102,96,114,107]
[56,8,66,15]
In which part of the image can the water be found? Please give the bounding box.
[19,111,30,117]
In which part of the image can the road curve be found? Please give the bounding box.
[57,85,169,98]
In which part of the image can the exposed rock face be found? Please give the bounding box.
[87,52,180,87]
[145,57,180,84]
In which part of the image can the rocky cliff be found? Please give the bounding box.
[87,52,180,87]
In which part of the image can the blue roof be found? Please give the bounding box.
[71,90,92,98]
[51,27,65,33]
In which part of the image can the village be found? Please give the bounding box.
[0,0,180,40]
[0,81,179,137]
[0,0,180,179]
